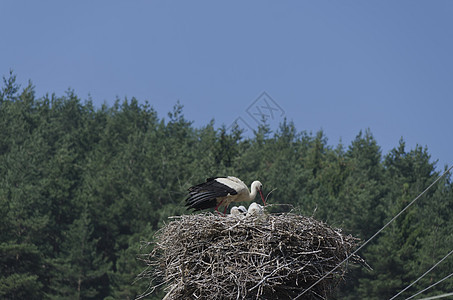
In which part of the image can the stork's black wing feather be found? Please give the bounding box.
[185,177,237,211]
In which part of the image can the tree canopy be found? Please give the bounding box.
[1,73,451,299]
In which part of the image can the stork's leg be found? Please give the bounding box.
[223,204,229,215]
[215,199,225,216]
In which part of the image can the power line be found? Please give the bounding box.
[389,249,453,300]
[294,164,453,300]
[415,292,453,300]
[404,272,453,300]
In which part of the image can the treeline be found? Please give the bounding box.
[0,73,452,299]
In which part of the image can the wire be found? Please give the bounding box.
[389,249,453,300]
[415,292,453,300]
[294,165,453,300]
[404,272,453,300]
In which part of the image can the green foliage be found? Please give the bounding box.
[0,72,452,299]
[0,243,44,299]
[47,206,111,299]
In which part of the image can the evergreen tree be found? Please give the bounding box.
[0,243,44,299]
[356,140,440,299]
[48,206,111,299]
[340,129,386,238]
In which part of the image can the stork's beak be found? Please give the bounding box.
[259,188,266,206]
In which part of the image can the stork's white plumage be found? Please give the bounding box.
[230,206,240,216]
[246,202,264,217]
[229,206,247,218]
[185,176,265,215]
[238,205,247,214]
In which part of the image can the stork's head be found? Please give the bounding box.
[230,206,247,218]
[230,206,239,216]
[238,206,247,214]
[251,180,265,206]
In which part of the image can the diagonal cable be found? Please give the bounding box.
[415,292,453,300]
[404,272,453,300]
[294,165,453,300]
[389,249,453,300]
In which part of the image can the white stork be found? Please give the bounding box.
[246,202,264,217]
[229,205,247,218]
[185,176,265,215]
[238,205,247,214]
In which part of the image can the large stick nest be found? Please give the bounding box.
[139,212,363,300]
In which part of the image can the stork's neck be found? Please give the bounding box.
[249,187,257,201]
[249,181,259,201]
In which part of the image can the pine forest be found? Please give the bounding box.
[1,73,452,299]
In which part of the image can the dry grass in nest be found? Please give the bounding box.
[138,212,363,300]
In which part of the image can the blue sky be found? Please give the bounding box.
[1,1,452,169]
